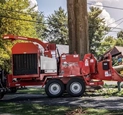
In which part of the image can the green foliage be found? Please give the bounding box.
[46,7,68,45]
[116,37,123,46]
[117,30,123,38]
[34,12,47,40]
[0,0,39,72]
[98,36,116,55]
[98,36,123,64]
[88,7,109,57]
[0,0,37,37]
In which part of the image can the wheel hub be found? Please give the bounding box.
[49,83,61,95]
[70,82,82,94]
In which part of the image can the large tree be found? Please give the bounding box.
[98,36,116,55]
[88,7,109,57]
[67,0,89,59]
[46,7,68,44]
[0,0,37,37]
[116,30,123,46]
[116,38,123,46]
[0,0,39,71]
[34,12,47,40]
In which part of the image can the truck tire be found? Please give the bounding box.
[45,79,64,97]
[0,92,4,99]
[66,78,85,97]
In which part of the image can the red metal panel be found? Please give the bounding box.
[12,42,39,54]
[3,34,47,50]
[60,54,80,76]
[8,81,44,87]
[11,42,40,79]
[12,74,39,78]
[95,62,112,80]
[111,68,123,81]
[7,74,13,87]
[3,34,56,51]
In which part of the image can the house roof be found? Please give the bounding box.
[115,46,123,55]
[103,46,123,58]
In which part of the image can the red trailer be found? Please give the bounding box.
[0,34,123,99]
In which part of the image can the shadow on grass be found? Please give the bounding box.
[0,102,71,115]
[16,87,45,94]
[1,102,123,115]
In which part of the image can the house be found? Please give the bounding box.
[104,46,123,58]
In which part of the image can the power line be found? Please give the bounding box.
[108,18,123,26]
[0,14,122,30]
[111,20,123,31]
[0,15,67,26]
[0,7,48,18]
[87,3,123,30]
[109,31,120,33]
[105,21,123,35]
[107,18,123,30]
[0,7,33,15]
[87,3,123,11]
[0,15,45,24]
[111,27,123,30]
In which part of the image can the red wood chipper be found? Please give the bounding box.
[0,34,123,99]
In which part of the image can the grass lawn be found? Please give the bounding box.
[0,102,123,115]
[0,102,71,115]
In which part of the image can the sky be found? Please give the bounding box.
[29,0,123,37]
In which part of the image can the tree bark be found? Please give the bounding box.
[67,0,89,59]
[67,0,76,54]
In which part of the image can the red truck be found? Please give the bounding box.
[0,34,123,99]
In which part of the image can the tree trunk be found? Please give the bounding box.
[67,0,89,59]
[113,65,123,73]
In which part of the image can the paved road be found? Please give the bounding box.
[1,93,123,110]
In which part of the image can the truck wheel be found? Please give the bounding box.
[66,78,85,97]
[45,79,64,97]
[0,92,4,99]
[10,87,17,93]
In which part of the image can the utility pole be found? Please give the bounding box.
[67,0,89,59]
